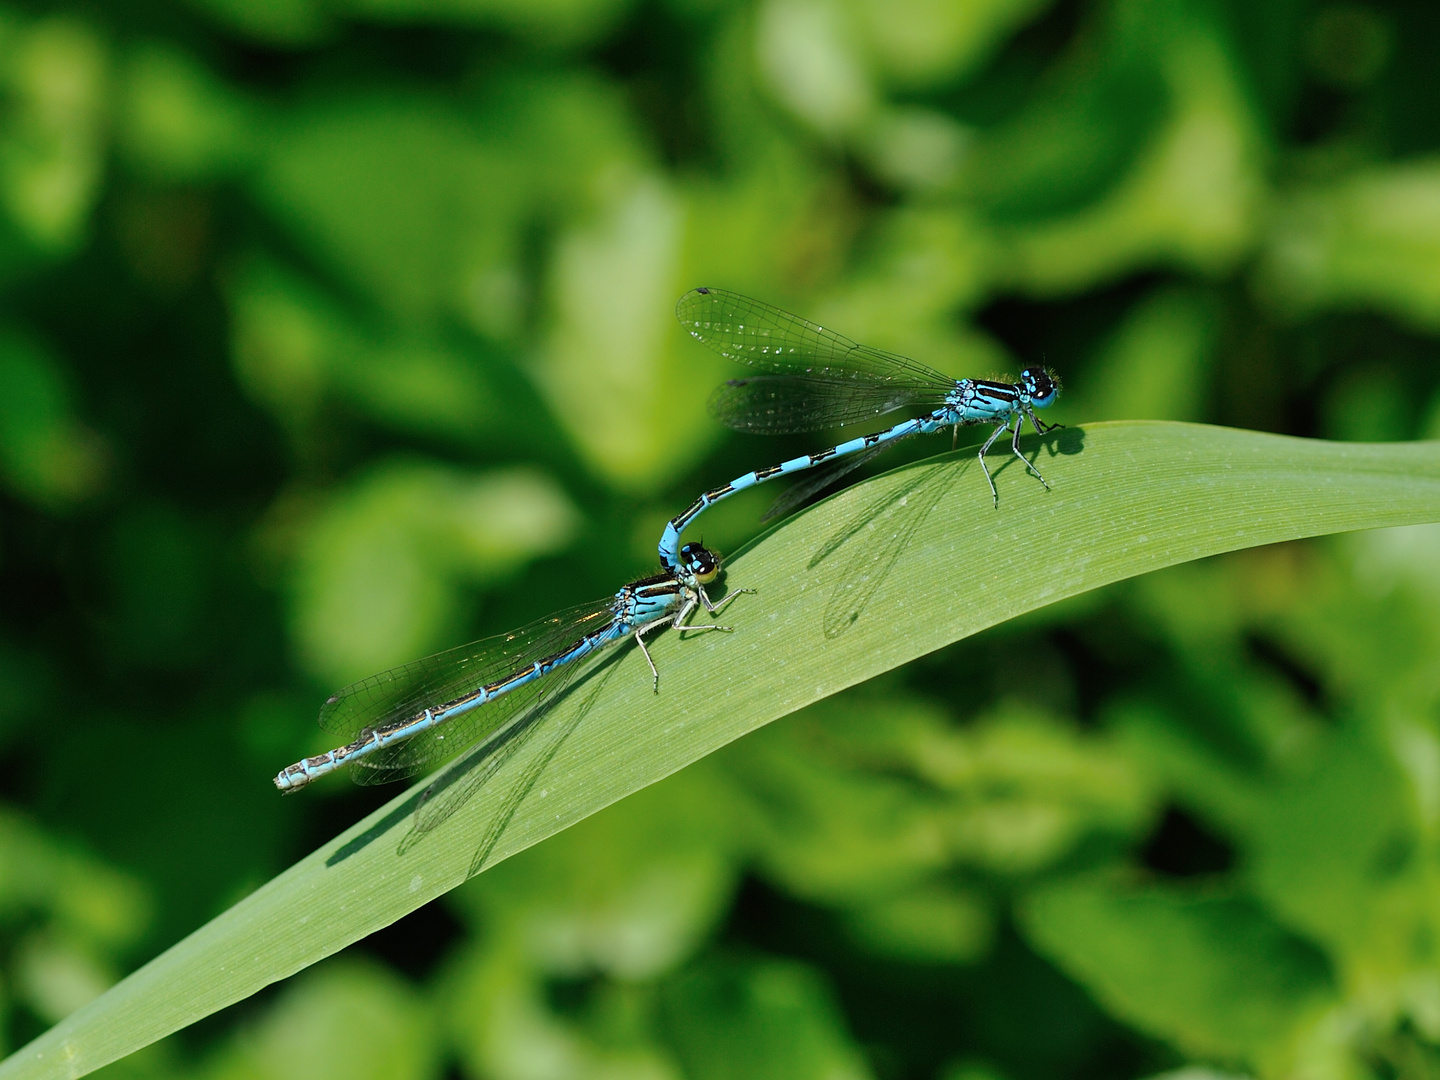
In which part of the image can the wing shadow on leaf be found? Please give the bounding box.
[324,649,622,868]
[812,427,1084,639]
[394,652,624,879]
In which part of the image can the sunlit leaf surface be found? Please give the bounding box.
[5,422,1439,1079]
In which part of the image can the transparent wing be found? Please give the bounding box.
[346,675,553,785]
[462,658,619,877]
[398,656,624,878]
[677,288,956,390]
[316,596,620,785]
[707,375,949,434]
[820,458,962,639]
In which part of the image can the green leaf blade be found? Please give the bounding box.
[5,420,1440,1080]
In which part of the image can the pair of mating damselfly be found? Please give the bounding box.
[274,288,1060,794]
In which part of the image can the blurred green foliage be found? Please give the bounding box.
[1,0,1439,1078]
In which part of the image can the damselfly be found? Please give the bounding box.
[274,542,747,792]
[397,655,625,878]
[658,288,1059,572]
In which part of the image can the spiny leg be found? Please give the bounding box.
[677,621,734,635]
[1011,412,1050,489]
[634,621,667,693]
[675,588,740,635]
[635,586,755,695]
[701,585,755,617]
[977,419,1010,507]
[1030,411,1061,436]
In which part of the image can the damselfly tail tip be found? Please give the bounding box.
[273,764,307,793]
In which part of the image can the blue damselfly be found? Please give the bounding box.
[275,542,746,791]
[659,289,1059,572]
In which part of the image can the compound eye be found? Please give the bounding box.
[1023,367,1058,407]
[681,542,721,584]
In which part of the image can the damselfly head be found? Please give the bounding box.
[680,542,721,584]
[1021,367,1060,409]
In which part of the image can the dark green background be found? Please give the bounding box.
[1,0,1439,1078]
